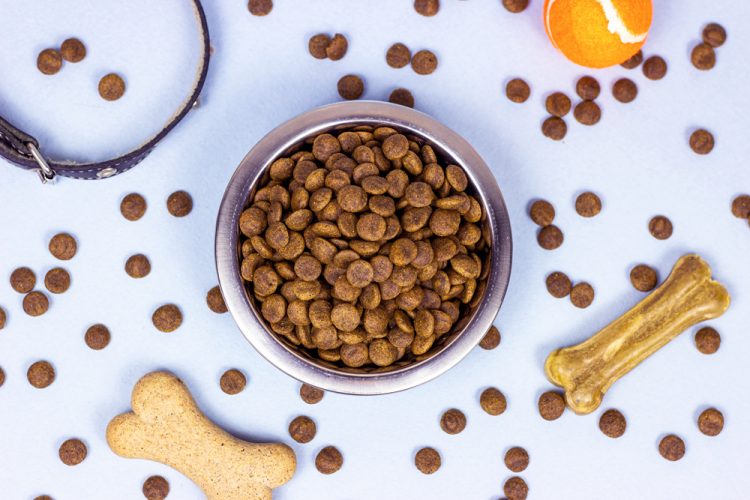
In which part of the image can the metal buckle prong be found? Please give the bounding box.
[26,142,56,184]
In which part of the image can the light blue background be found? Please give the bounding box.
[1,1,749,499]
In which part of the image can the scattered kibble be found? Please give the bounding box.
[545,92,571,117]
[415,447,441,474]
[99,73,126,101]
[49,233,77,260]
[152,304,183,332]
[23,291,50,316]
[703,23,727,48]
[388,88,415,108]
[60,38,86,63]
[288,416,317,443]
[598,409,626,438]
[479,387,507,416]
[206,286,228,314]
[503,476,529,500]
[167,190,193,217]
[125,254,151,278]
[414,0,439,16]
[219,369,246,395]
[440,408,467,434]
[326,34,348,61]
[308,34,331,59]
[538,391,565,420]
[315,446,343,474]
[697,408,724,436]
[546,272,572,298]
[570,282,594,308]
[10,267,36,294]
[504,446,529,473]
[643,56,668,80]
[37,48,62,75]
[731,195,750,219]
[630,264,658,292]
[0,307,6,330]
[529,200,555,226]
[691,43,716,70]
[689,129,714,155]
[658,434,685,461]
[142,475,170,500]
[27,360,55,388]
[695,326,721,354]
[337,74,364,100]
[612,78,638,103]
[506,78,530,103]
[248,0,273,16]
[411,49,438,75]
[648,216,673,240]
[542,117,567,141]
[537,225,564,250]
[44,268,71,294]
[479,325,501,350]
[386,43,412,68]
[574,100,601,126]
[59,438,87,466]
[0,367,5,386]
[620,50,643,69]
[300,384,324,404]
[576,76,601,100]
[121,193,147,221]
[84,324,111,350]
[502,0,529,13]
[575,191,601,217]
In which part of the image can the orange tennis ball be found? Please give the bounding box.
[544,0,653,68]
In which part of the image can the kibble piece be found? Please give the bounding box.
[152,304,183,332]
[85,324,111,350]
[546,92,571,117]
[695,326,720,354]
[690,129,714,155]
[0,367,4,386]
[506,78,530,103]
[529,200,555,226]
[326,34,348,60]
[697,408,724,436]
[630,264,658,292]
[440,408,466,435]
[414,0,439,16]
[504,447,529,473]
[357,213,387,241]
[389,88,415,108]
[206,286,228,313]
[659,434,685,461]
[542,117,567,141]
[59,438,87,466]
[575,191,602,217]
[23,291,49,317]
[121,193,147,221]
[386,43,411,68]
[537,225,563,250]
[703,23,727,48]
[99,73,126,101]
[10,267,36,293]
[300,384,324,404]
[649,216,673,240]
[49,233,77,260]
[691,43,716,71]
[479,325,500,350]
[445,165,468,192]
[167,190,193,217]
[143,475,170,500]
[289,416,317,443]
[576,76,601,100]
[415,447,441,474]
[347,259,374,287]
[411,50,438,75]
[61,38,86,63]
[37,49,62,75]
[0,307,6,330]
[248,0,272,15]
[613,78,638,103]
[570,282,594,308]
[27,360,55,388]
[546,272,571,298]
[308,34,331,59]
[480,387,507,416]
[621,50,643,69]
[337,74,364,100]
[731,195,750,219]
[643,56,668,80]
[220,369,247,395]
[502,0,529,13]
[538,391,565,420]
[504,477,529,500]
[125,254,151,278]
[44,268,71,294]
[315,446,343,474]
[574,100,601,126]
[599,409,627,438]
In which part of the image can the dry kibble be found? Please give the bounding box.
[529,200,555,226]
[23,291,49,316]
[415,447,441,474]
[206,286,228,313]
[502,0,529,13]
[440,408,466,435]
[731,195,750,219]
[61,38,86,63]
[414,0,439,16]
[167,190,193,217]
[326,34,348,61]
[546,272,571,298]
[537,225,563,250]
[695,326,721,354]
[570,282,594,308]
[690,129,715,155]
[542,117,567,141]
[315,446,343,474]
[389,88,415,108]
[659,434,685,461]
[152,304,183,332]
[308,34,331,59]
[121,193,147,221]
[649,216,673,240]
[411,50,438,75]
[289,416,317,443]
[0,307,6,330]
[691,43,716,71]
[697,408,724,436]
[506,78,530,103]
[10,267,36,293]
[480,387,507,416]
[576,76,601,100]
[538,391,565,420]
[37,48,62,75]
[386,43,411,68]
[613,78,638,103]
[0,366,4,386]
[125,254,151,278]
[574,100,601,126]
[300,384,324,404]
[143,475,170,500]
[85,324,111,350]
[504,447,529,473]
[99,73,126,101]
[220,369,247,395]
[703,23,727,48]
[575,192,601,217]
[546,92,571,117]
[643,55,668,80]
[630,264,658,292]
[479,325,501,350]
[504,477,529,500]
[44,268,71,294]
[337,74,364,100]
[59,438,87,466]
[599,409,627,438]
[621,50,643,69]
[49,233,77,260]
[248,0,272,16]
[27,360,55,388]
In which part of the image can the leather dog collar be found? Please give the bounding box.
[0,0,210,183]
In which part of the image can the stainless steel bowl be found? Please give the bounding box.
[216,101,512,395]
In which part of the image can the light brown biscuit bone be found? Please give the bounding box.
[545,255,730,415]
[106,371,296,500]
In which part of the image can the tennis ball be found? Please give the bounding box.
[544,0,653,68]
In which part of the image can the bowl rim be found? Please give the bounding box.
[216,101,512,395]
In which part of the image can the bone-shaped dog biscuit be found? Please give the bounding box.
[106,371,296,500]
[545,255,730,415]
